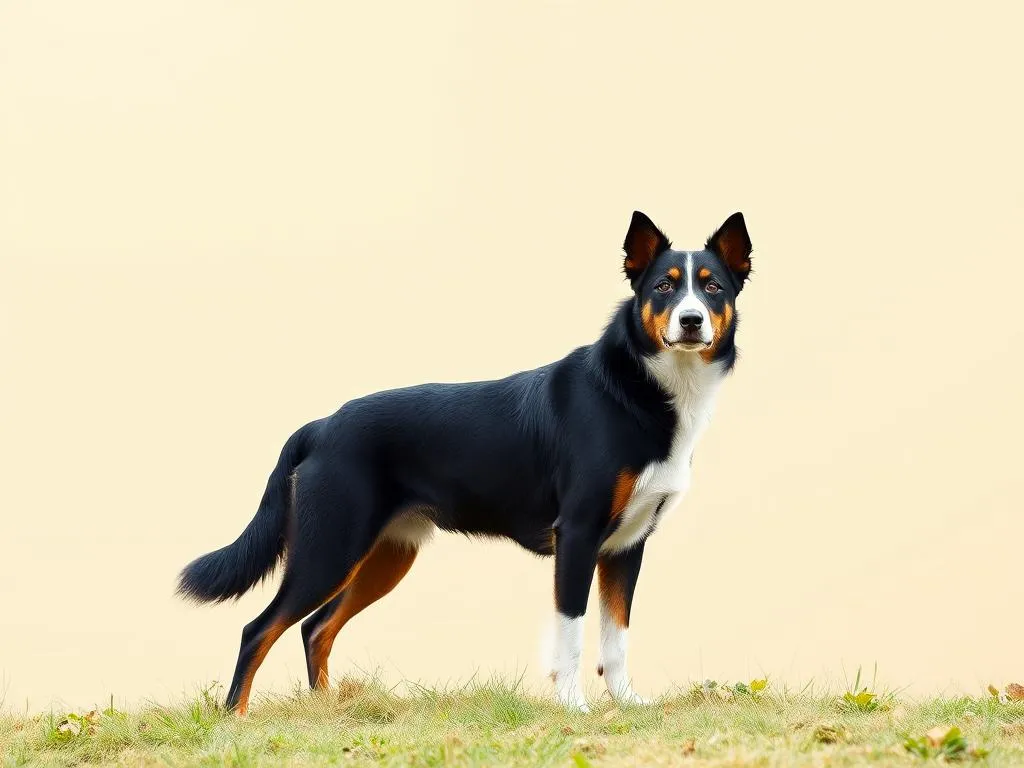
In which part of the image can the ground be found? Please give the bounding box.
[3,676,1024,767]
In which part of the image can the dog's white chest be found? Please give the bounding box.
[600,355,724,554]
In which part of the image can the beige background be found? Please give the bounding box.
[2,2,1022,712]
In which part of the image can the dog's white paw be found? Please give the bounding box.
[562,695,590,714]
[552,673,589,712]
[614,689,650,707]
[602,670,649,706]
[555,685,590,713]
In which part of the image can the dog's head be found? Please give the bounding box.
[623,211,752,363]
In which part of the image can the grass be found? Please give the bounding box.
[3,675,1024,767]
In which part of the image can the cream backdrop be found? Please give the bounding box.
[1,2,1022,712]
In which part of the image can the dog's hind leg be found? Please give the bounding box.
[223,469,388,715]
[300,537,418,689]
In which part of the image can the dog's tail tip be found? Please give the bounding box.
[175,544,277,604]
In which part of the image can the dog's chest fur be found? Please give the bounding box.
[600,355,725,554]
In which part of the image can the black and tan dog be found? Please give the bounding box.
[178,211,754,714]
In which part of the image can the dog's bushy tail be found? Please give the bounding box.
[176,422,317,603]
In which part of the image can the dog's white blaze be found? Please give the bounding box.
[601,354,725,554]
[551,613,588,711]
[665,253,713,346]
[598,605,647,704]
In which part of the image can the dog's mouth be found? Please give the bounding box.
[662,335,710,351]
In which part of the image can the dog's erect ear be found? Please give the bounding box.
[706,212,752,289]
[623,211,671,284]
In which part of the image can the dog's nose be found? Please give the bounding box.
[679,311,703,329]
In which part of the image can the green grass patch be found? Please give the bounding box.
[3,675,1024,766]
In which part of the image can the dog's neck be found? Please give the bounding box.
[643,349,726,432]
[588,300,727,430]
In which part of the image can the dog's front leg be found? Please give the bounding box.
[597,542,648,705]
[551,518,602,712]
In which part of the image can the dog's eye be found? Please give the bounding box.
[654,281,673,294]
[705,281,722,295]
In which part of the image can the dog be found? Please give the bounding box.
[177,210,753,714]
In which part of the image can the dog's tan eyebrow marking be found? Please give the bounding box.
[667,267,681,280]
[698,267,712,280]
